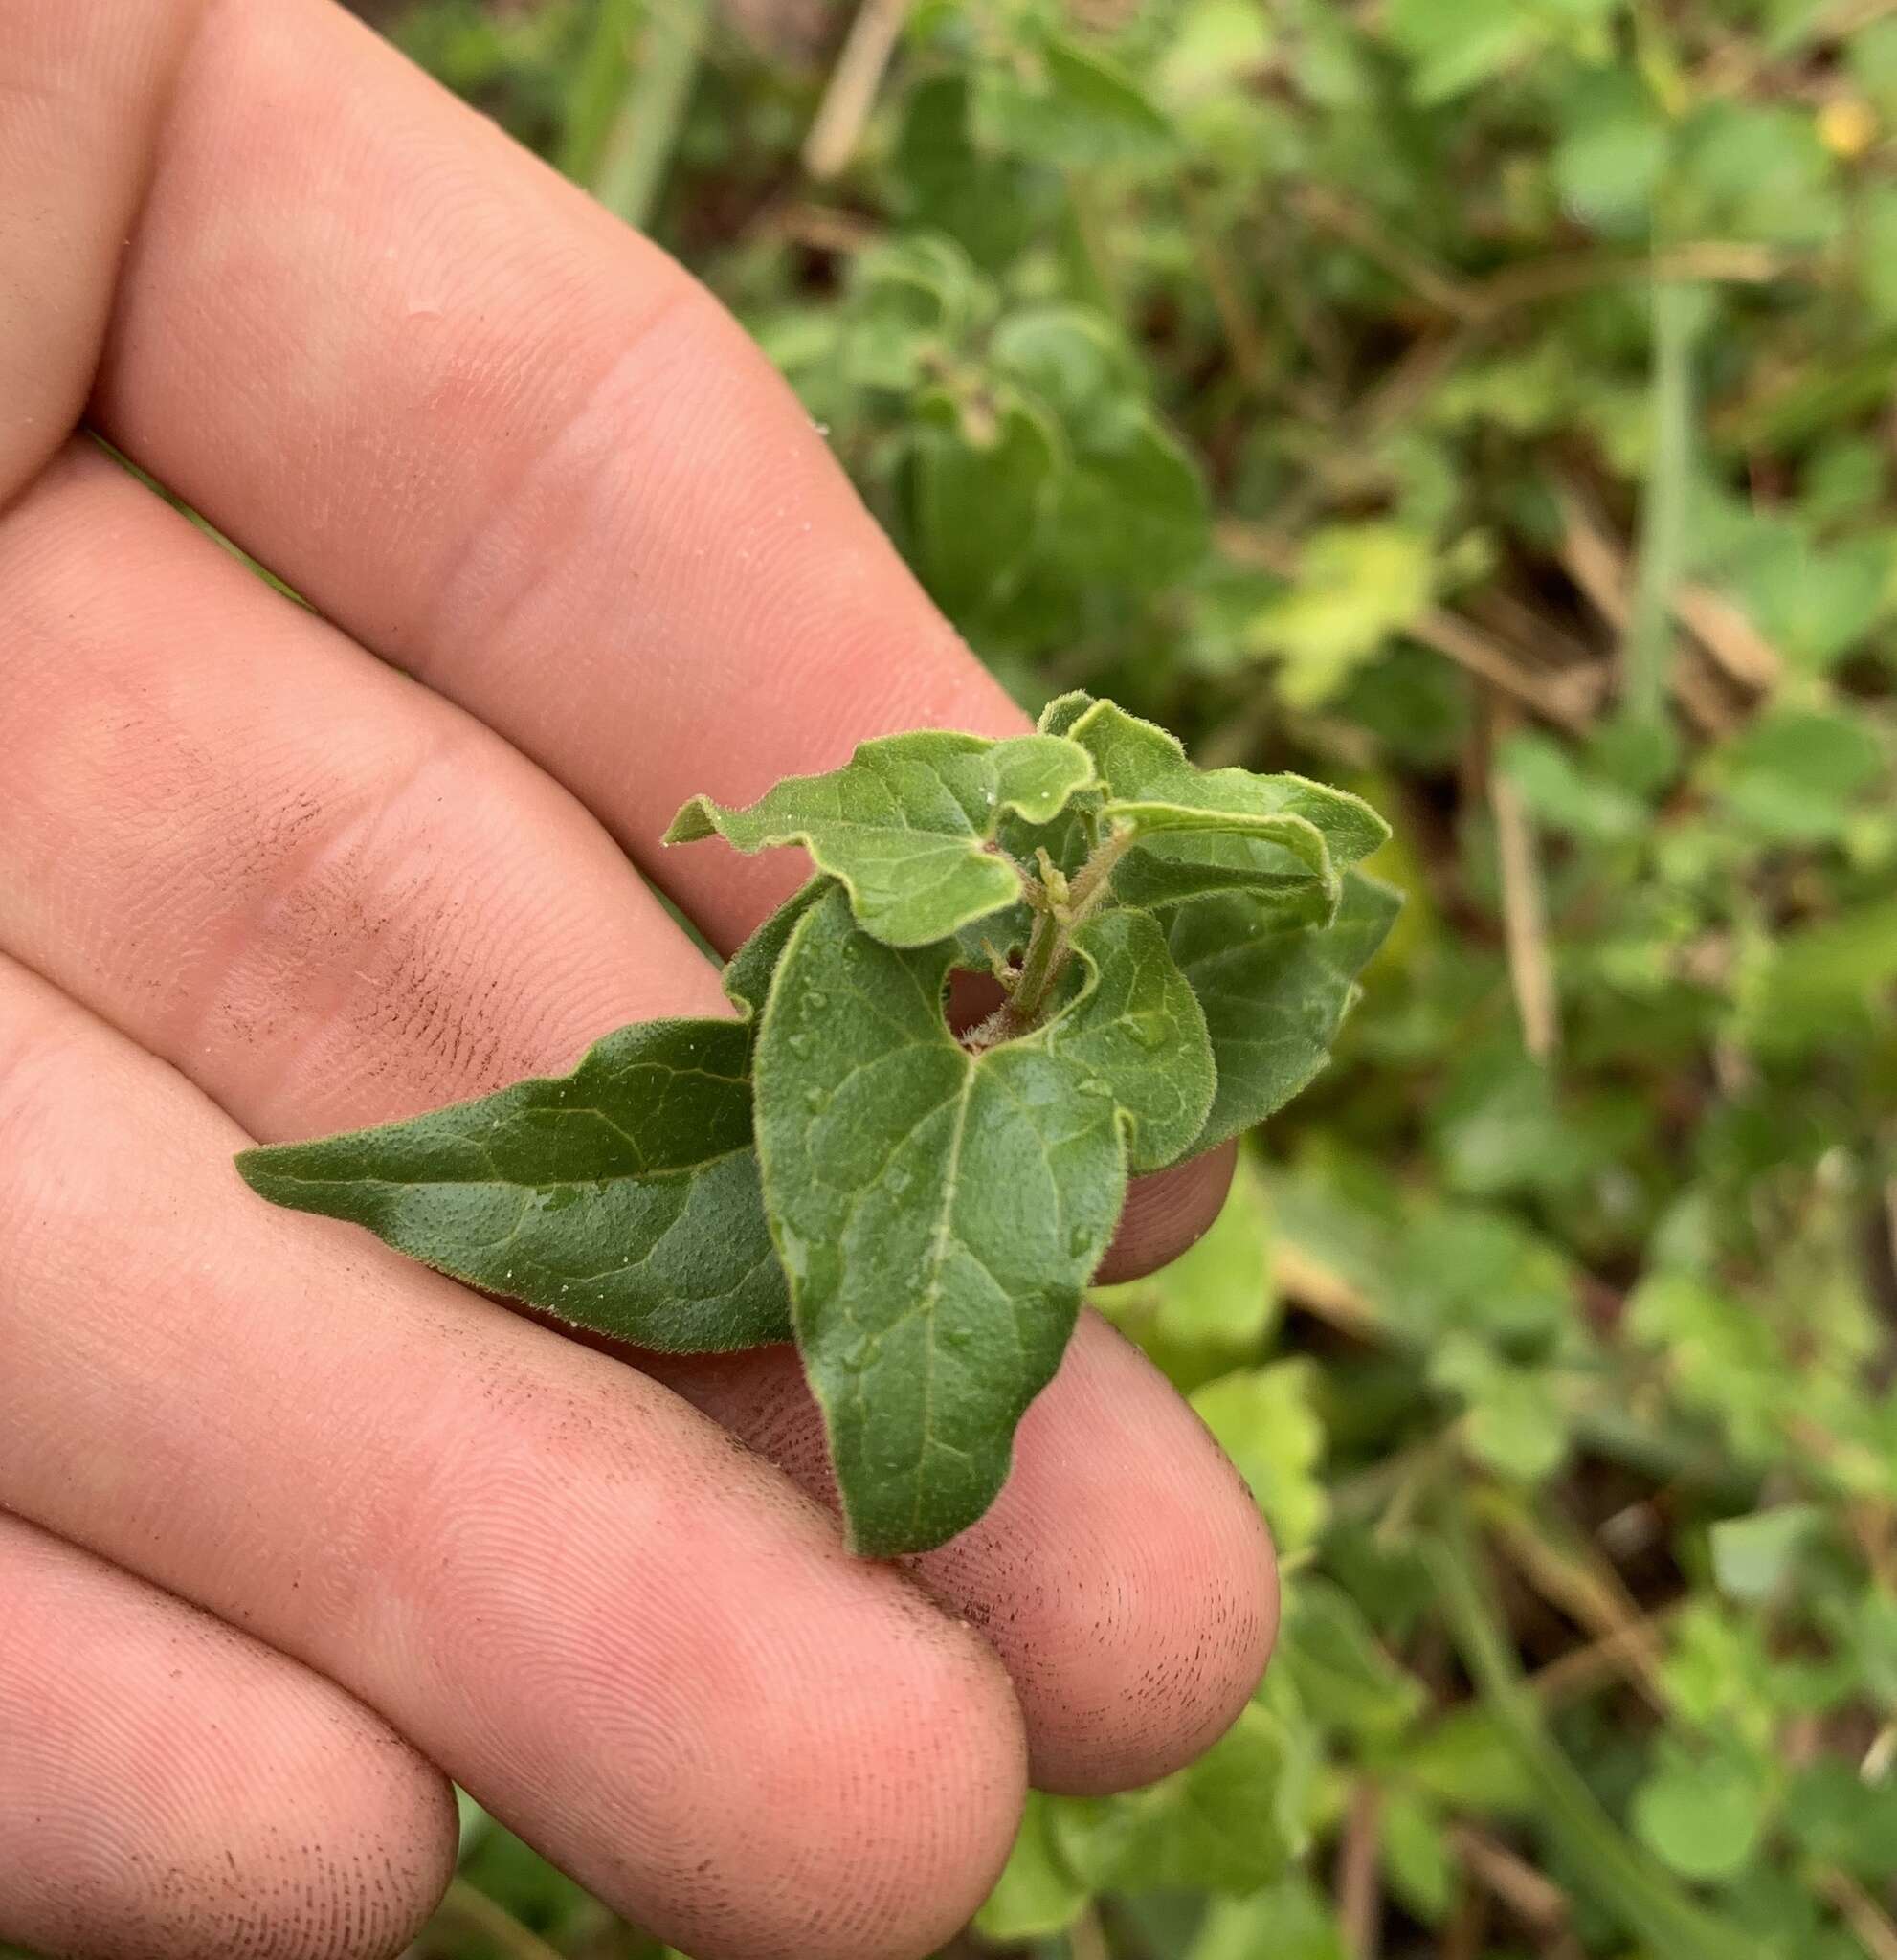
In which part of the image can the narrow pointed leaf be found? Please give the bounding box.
[1168,873,1402,1154]
[754,883,1128,1555]
[236,1017,790,1351]
[1062,695,1390,880]
[1048,908,1216,1171]
[665,729,1096,947]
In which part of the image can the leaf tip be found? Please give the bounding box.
[662,796,720,845]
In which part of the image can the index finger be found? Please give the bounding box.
[90,0,1016,950]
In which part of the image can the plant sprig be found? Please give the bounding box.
[238,695,1395,1555]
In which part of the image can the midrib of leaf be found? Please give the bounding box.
[910,1064,977,1539]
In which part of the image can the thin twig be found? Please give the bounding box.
[1554,482,1761,732]
[1069,1905,1112,1960]
[803,0,914,181]
[430,1879,569,1960]
[1819,1864,1897,1960]
[1294,182,1480,319]
[1294,181,1795,326]
[1412,609,1598,733]
[1182,177,1270,389]
[1443,1882,1490,1960]
[1451,1825,1573,1930]
[1526,1603,1685,1706]
[1337,1780,1385,1960]
[1472,242,1792,317]
[1480,1495,1666,1707]
[1486,698,1561,1060]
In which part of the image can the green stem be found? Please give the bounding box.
[997,826,1135,1035]
[1622,278,1697,725]
[1427,1517,1773,1960]
[592,0,711,233]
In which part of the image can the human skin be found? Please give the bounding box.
[0,5,1276,1957]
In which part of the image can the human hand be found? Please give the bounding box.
[0,6,1274,1956]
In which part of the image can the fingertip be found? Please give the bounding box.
[1095,1138,1238,1285]
[916,1314,1278,1795]
[0,1518,458,1960]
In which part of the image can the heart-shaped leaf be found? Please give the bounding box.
[665,729,1096,947]
[754,881,1143,1555]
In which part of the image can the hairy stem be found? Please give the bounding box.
[983,824,1134,1041]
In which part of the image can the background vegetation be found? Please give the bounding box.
[322,0,1897,1953]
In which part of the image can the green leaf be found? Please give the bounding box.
[1040,405,1211,590]
[1631,1742,1773,1882]
[1707,707,1887,844]
[974,31,1174,168]
[235,1016,790,1352]
[1047,907,1216,1172]
[1430,1334,1572,1482]
[1167,873,1402,1153]
[912,390,1060,614]
[1247,523,1438,708]
[1186,1879,1347,1960]
[722,878,830,1023]
[1093,1154,1277,1361]
[665,729,1095,947]
[1278,1578,1427,1743]
[1052,1695,1312,1894]
[1190,1360,1329,1552]
[1709,1504,1824,1604]
[972,1794,1089,1943]
[753,884,1128,1555]
[1060,695,1390,879]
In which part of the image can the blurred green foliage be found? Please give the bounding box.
[371,0,1896,1955]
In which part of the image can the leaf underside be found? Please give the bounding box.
[237,1016,791,1351]
[1168,871,1403,1155]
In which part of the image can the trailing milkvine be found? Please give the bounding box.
[240,694,1396,1556]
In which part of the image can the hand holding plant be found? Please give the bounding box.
[243,694,1395,1553]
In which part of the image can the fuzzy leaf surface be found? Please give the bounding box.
[665,729,1095,947]
[1168,873,1402,1154]
[1048,908,1216,1171]
[237,1018,790,1351]
[1049,693,1391,886]
[754,883,1133,1555]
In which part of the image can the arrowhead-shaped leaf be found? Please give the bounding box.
[665,729,1096,947]
[754,882,1136,1555]
[1045,693,1390,891]
[236,1016,791,1351]
[1167,872,1402,1154]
